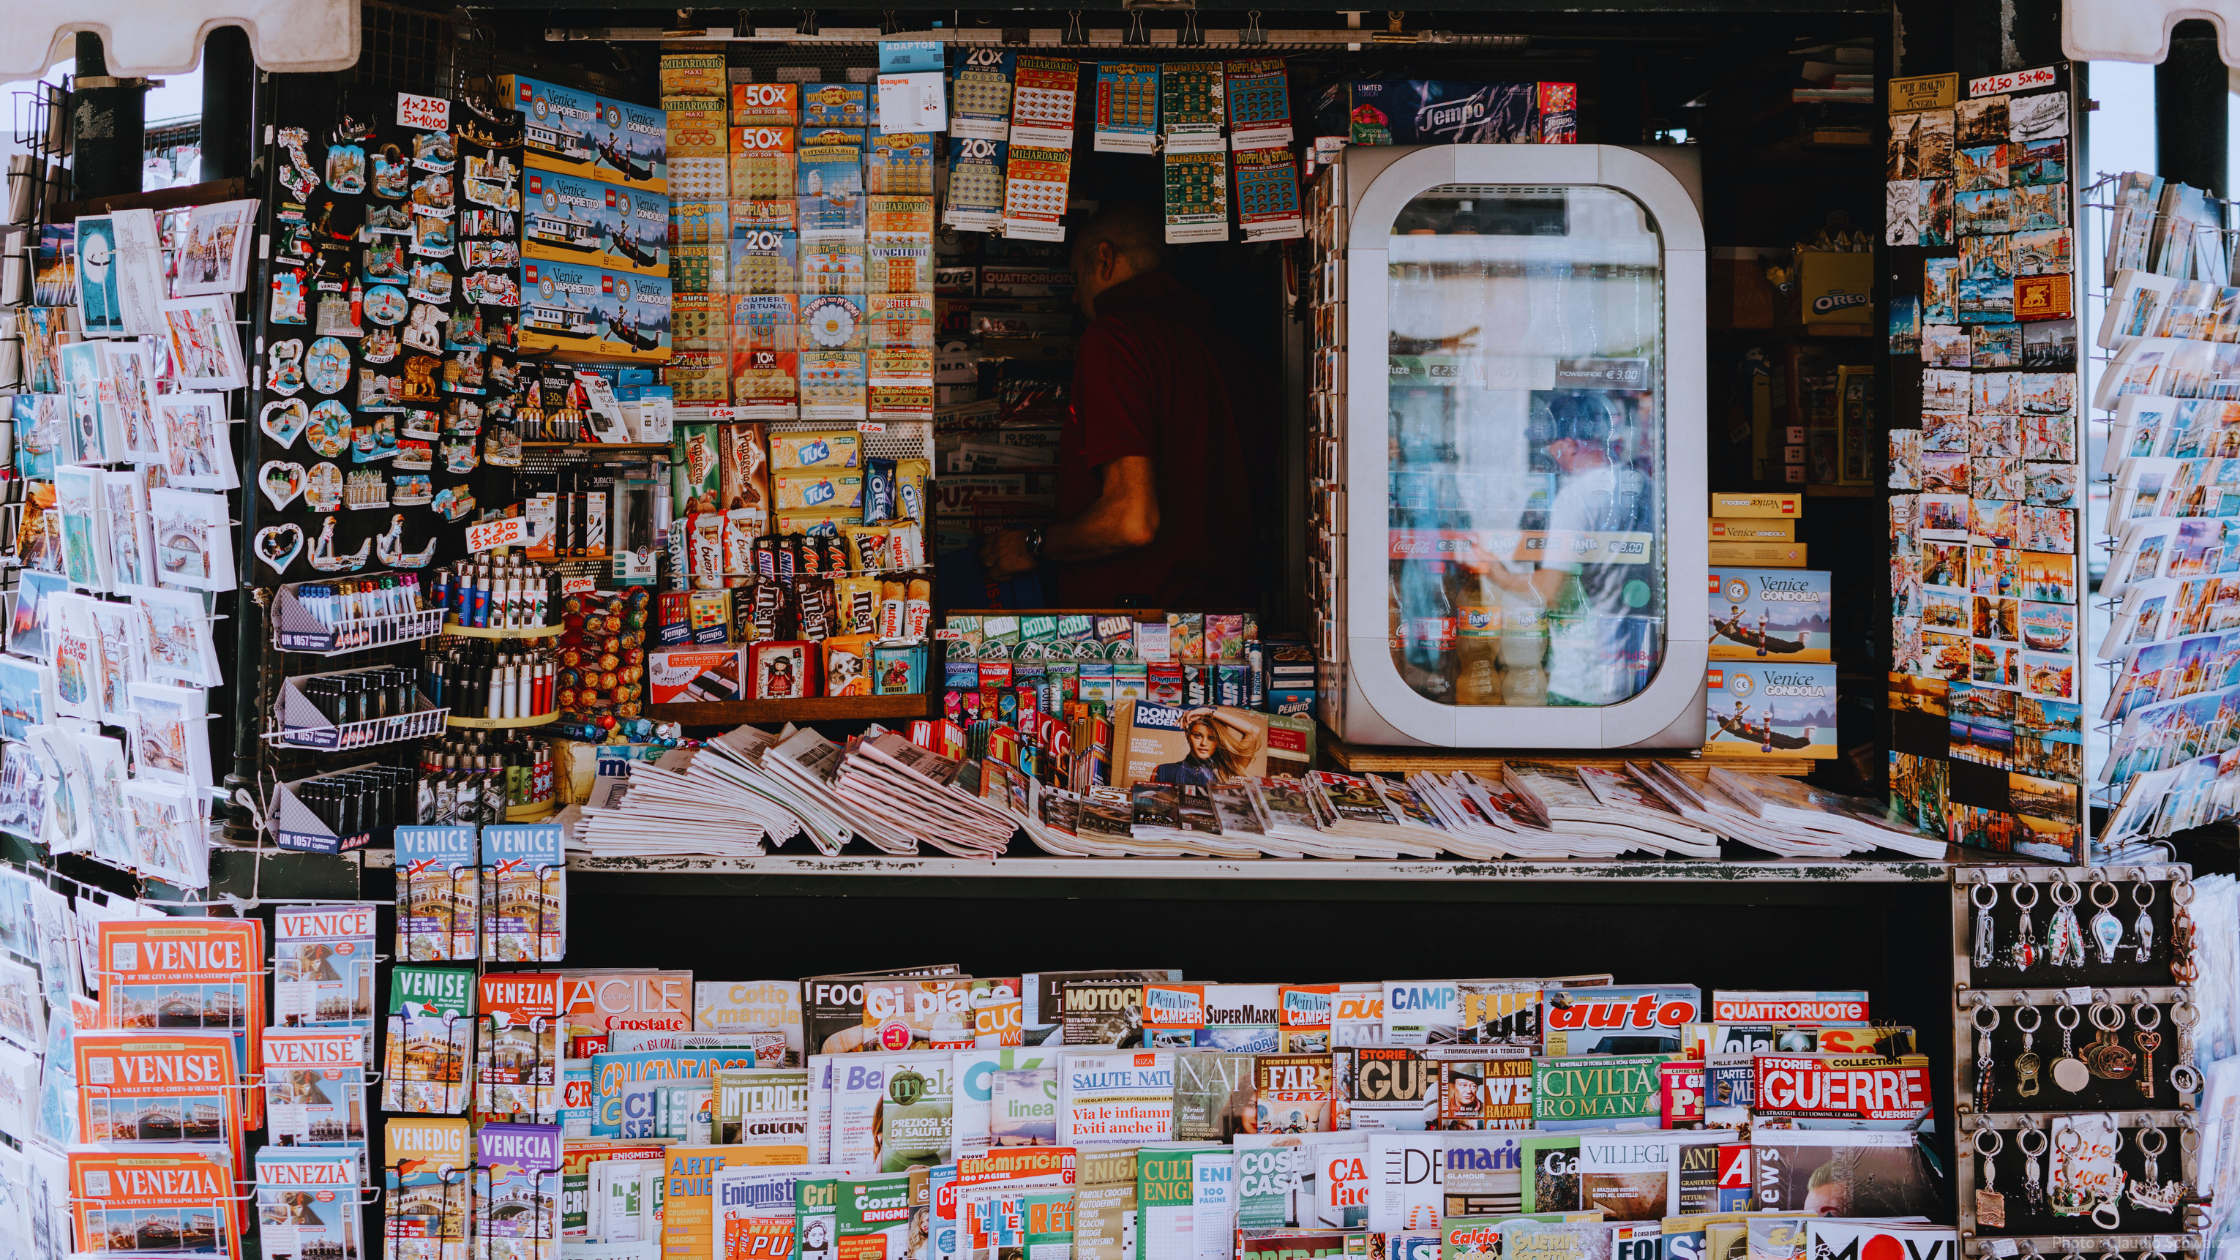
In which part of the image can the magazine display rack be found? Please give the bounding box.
[268,574,448,656]
[1952,865,2208,1254]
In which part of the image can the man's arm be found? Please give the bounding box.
[982,456,1159,579]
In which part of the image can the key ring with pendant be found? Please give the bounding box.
[2012,880,2041,970]
[2052,999,2091,1092]
[1973,881,2001,969]
[2131,873,2158,962]
[2089,876,2125,963]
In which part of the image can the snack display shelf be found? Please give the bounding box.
[647,694,935,725]
[445,712,561,730]
[442,621,566,640]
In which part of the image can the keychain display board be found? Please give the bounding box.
[1885,65,2088,862]
[1951,865,2207,1256]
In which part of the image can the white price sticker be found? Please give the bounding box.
[1968,66,2058,97]
[466,517,528,553]
[858,422,887,433]
[397,92,450,131]
[560,576,598,595]
[2063,985,2095,1005]
[708,406,738,421]
[1986,1241,2017,1258]
[1983,867,2008,882]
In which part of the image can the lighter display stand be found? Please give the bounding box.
[268,572,445,655]
[264,668,449,750]
[1954,865,2210,1255]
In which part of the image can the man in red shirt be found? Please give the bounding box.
[980,200,1261,607]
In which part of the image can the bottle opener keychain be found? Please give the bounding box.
[2013,1001,2043,1097]
[2083,996,2136,1081]
[2012,880,2040,970]
[1975,1125,2007,1228]
[2170,1000,2204,1105]
[1974,880,2000,969]
[2088,877,2125,964]
[2052,997,2092,1093]
[2172,875,2200,983]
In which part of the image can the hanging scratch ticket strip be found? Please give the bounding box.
[950,47,1017,142]
[944,138,1007,233]
[1162,62,1227,154]
[1094,63,1161,154]
[1232,147,1304,242]
[1004,145,1074,242]
[1010,56,1081,149]
[1224,58,1294,149]
[1164,148,1230,244]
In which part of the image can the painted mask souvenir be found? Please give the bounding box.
[307,401,353,458]
[305,338,351,395]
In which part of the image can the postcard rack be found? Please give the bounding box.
[264,669,449,751]
[268,573,447,656]
[1951,865,2208,1253]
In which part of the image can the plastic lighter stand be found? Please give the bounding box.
[270,573,447,655]
[267,763,382,854]
[266,669,450,750]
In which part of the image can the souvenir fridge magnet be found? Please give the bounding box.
[305,462,345,513]
[307,518,371,573]
[260,398,311,448]
[365,285,408,325]
[271,269,308,324]
[307,401,353,458]
[254,523,304,574]
[305,338,351,395]
[375,515,437,568]
[326,143,367,194]
[391,474,433,504]
[431,488,476,521]
[258,461,308,509]
[266,340,307,395]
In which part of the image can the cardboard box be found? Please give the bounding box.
[1799,250,1874,325]
[1312,80,1573,145]
[1709,492,1802,518]
[1708,518,1796,541]
[1707,568,1832,661]
[520,261,672,362]
[648,646,746,705]
[1708,541,1808,567]
[523,168,670,277]
[500,74,669,193]
[1704,662,1836,759]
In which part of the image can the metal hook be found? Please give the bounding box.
[1124,10,1149,43]
[796,9,819,35]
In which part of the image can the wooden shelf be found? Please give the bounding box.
[446,712,561,730]
[1321,733,1816,780]
[647,693,934,726]
[565,853,1957,884]
[443,621,565,639]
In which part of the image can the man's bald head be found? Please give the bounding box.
[1071,199,1167,316]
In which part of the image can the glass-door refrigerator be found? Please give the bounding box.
[1306,144,1708,748]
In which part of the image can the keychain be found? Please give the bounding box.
[2170,1001,2204,1105]
[2083,997,2136,1080]
[2088,877,2125,964]
[2013,1002,2043,1097]
[2129,1124,2183,1213]
[2048,875,2087,968]
[2131,875,2157,963]
[2012,881,2041,970]
[1974,1002,2001,1106]
[1974,881,2000,969]
[2051,998,2091,1093]
[2172,876,2200,983]
[2050,1124,2087,1215]
[1975,1125,2007,1228]
[2133,997,2162,1100]
[2019,1120,2049,1214]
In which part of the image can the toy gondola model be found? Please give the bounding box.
[605,310,662,351]
[595,135,654,182]
[1710,613,1808,657]
[1711,705,1817,752]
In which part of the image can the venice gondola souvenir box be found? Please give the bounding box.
[1706,568,1832,662]
[500,74,669,194]
[522,168,671,278]
[518,260,672,362]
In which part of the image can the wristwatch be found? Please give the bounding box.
[1024,527,1047,560]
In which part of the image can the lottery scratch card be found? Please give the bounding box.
[950,47,1017,142]
[1233,146,1304,242]
[1010,56,1081,149]
[1164,148,1229,244]
[1223,57,1294,149]
[1095,63,1160,154]
[945,138,1007,233]
[1162,62,1227,153]
[1003,146,1073,242]
[865,132,936,194]
[800,349,868,419]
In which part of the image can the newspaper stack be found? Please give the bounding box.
[832,731,1015,859]
[1706,768,1947,858]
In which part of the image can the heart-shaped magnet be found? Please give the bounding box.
[260,398,310,449]
[254,523,304,574]
[258,461,307,509]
